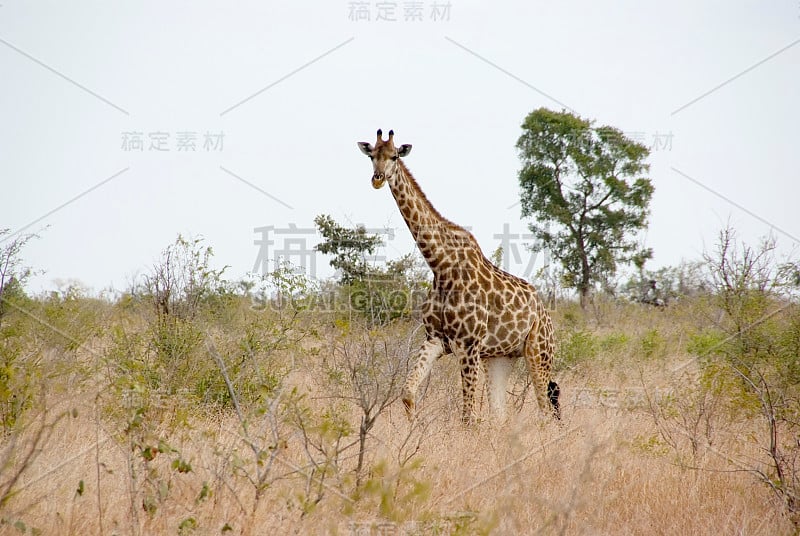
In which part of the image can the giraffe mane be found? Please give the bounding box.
[396,159,483,250]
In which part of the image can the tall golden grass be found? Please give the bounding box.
[0,296,794,535]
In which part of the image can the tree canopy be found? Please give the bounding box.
[517,108,654,306]
[314,214,429,324]
[314,215,384,285]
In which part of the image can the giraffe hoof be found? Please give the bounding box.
[402,396,415,421]
[461,414,478,426]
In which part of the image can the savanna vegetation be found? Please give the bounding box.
[0,219,798,535]
[0,104,794,536]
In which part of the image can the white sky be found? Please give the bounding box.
[2,1,798,294]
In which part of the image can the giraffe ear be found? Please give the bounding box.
[357,142,373,156]
[397,144,412,157]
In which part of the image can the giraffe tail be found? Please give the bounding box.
[547,380,561,420]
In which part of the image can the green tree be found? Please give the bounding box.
[0,229,37,326]
[517,108,654,307]
[314,215,429,324]
[314,215,384,285]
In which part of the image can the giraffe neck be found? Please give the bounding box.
[389,161,479,273]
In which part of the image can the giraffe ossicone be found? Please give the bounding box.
[357,128,560,424]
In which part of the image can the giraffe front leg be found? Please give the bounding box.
[402,337,444,421]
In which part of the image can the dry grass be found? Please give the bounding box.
[0,299,795,535]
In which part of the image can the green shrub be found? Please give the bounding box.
[362,458,431,523]
[599,332,629,353]
[0,342,36,430]
[686,329,726,358]
[556,329,598,371]
[36,287,103,353]
[142,235,227,320]
[639,328,666,359]
[150,316,202,366]
[193,321,285,408]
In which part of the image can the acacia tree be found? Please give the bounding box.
[517,108,654,307]
[314,215,384,285]
[314,215,429,323]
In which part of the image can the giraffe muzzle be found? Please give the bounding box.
[371,173,386,189]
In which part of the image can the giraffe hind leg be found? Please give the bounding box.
[524,329,559,420]
[547,380,561,420]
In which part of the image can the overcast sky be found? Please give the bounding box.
[2,1,798,294]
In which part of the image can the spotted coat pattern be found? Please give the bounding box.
[357,129,560,424]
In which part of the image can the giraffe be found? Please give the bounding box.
[357,129,560,424]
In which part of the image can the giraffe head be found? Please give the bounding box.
[357,129,412,189]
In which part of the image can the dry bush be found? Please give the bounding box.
[1,258,796,533]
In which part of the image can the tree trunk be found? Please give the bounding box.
[579,286,590,309]
[579,245,592,309]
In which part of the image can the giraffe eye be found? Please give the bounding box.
[391,155,398,161]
